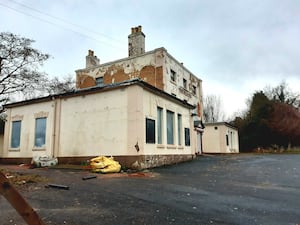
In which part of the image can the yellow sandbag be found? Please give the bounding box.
[90,156,121,173]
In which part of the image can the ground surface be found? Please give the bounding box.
[1,154,300,225]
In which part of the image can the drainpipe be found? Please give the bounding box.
[51,98,61,158]
[51,98,57,158]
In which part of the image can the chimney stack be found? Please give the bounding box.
[128,25,145,57]
[86,49,100,68]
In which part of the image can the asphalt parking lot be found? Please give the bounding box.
[1,154,300,225]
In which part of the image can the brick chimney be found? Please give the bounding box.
[86,50,100,68]
[128,25,145,57]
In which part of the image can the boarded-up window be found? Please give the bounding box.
[226,134,229,146]
[170,69,176,82]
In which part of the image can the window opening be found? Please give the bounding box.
[184,128,190,146]
[146,118,155,143]
[157,107,163,144]
[183,78,187,89]
[11,121,21,148]
[170,69,176,82]
[167,110,174,144]
[192,85,197,95]
[35,117,47,147]
[177,114,182,145]
[96,77,104,86]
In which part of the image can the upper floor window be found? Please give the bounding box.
[170,69,176,82]
[96,77,104,86]
[11,120,21,148]
[192,85,197,95]
[183,78,187,89]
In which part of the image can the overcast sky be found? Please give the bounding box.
[1,0,299,117]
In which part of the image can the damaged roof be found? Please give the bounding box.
[4,78,195,109]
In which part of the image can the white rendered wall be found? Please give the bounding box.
[3,101,55,158]
[58,89,129,157]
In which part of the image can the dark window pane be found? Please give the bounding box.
[183,79,187,89]
[146,118,155,144]
[170,70,176,82]
[185,128,190,146]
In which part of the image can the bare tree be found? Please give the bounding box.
[0,32,49,112]
[264,81,300,110]
[203,94,225,122]
[45,75,75,95]
[22,74,76,99]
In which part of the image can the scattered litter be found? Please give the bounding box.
[45,184,70,190]
[128,172,148,177]
[3,171,47,185]
[90,156,121,173]
[18,164,27,167]
[5,174,14,179]
[31,155,58,168]
[82,175,97,180]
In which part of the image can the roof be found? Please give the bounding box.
[4,78,195,109]
[204,122,238,130]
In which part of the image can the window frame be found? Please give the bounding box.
[177,114,182,146]
[146,118,155,144]
[96,77,104,86]
[157,107,163,144]
[166,110,175,145]
[183,78,187,89]
[192,85,197,95]
[10,120,22,149]
[170,69,176,83]
[34,117,47,148]
[184,128,190,146]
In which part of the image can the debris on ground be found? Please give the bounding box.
[45,183,70,190]
[0,171,46,225]
[90,156,121,173]
[0,168,48,186]
[31,155,58,168]
[82,175,97,180]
